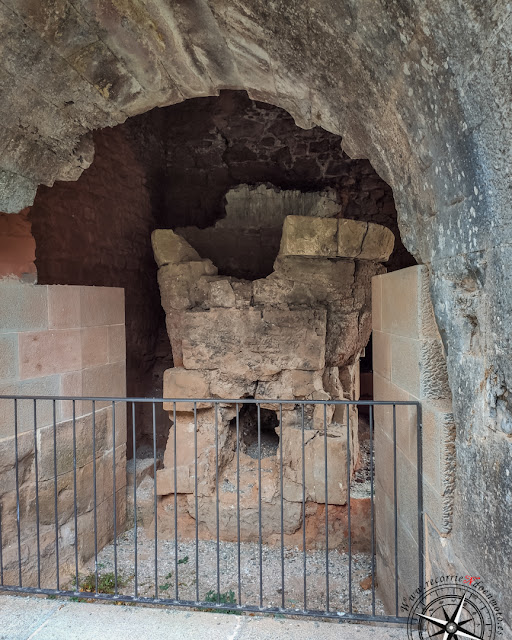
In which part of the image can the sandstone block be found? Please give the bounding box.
[48,285,81,329]
[80,326,108,368]
[282,425,352,505]
[208,371,257,400]
[157,261,218,312]
[82,361,126,401]
[151,229,200,267]
[0,376,61,438]
[126,456,155,488]
[0,282,48,333]
[381,266,420,337]
[279,215,337,257]
[208,279,236,308]
[359,222,395,261]
[290,369,324,397]
[18,329,81,379]
[0,333,17,379]
[337,218,367,257]
[163,367,211,411]
[37,409,110,481]
[181,308,326,378]
[80,286,124,328]
[372,330,391,380]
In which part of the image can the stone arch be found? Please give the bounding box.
[1,1,511,624]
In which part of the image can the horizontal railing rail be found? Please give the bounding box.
[0,395,423,625]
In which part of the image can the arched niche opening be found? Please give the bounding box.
[18,89,415,454]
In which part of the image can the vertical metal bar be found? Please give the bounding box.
[416,404,425,600]
[346,403,352,614]
[14,399,22,586]
[369,404,376,616]
[324,403,329,612]
[173,402,178,601]
[279,403,285,609]
[132,402,138,598]
[215,403,220,604]
[112,401,118,596]
[393,403,399,617]
[72,400,79,591]
[52,399,60,590]
[92,400,98,593]
[236,403,241,607]
[301,403,306,611]
[33,400,41,589]
[0,501,3,586]
[194,402,199,602]
[152,402,158,599]
[257,402,263,608]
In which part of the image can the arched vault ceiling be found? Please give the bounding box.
[1,1,512,622]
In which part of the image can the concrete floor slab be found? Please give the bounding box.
[0,596,410,640]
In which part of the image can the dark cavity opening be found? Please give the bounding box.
[231,404,280,458]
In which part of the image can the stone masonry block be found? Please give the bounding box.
[208,280,236,308]
[80,286,124,328]
[372,330,391,380]
[18,329,81,379]
[157,261,218,312]
[151,229,201,267]
[82,361,126,398]
[381,266,419,338]
[37,408,110,481]
[0,333,17,379]
[337,218,367,257]
[0,282,48,333]
[279,215,337,257]
[359,222,395,261]
[162,367,211,411]
[372,274,382,331]
[80,326,108,368]
[0,377,61,438]
[390,335,421,398]
[181,307,326,378]
[107,324,126,364]
[47,285,81,329]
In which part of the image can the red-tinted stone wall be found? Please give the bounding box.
[29,125,171,453]
[0,208,36,281]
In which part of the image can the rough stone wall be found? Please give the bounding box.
[151,219,392,546]
[28,125,171,452]
[162,90,412,273]
[0,282,127,587]
[0,209,36,282]
[0,2,511,628]
[177,184,342,280]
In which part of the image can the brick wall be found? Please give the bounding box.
[372,265,455,613]
[0,282,126,588]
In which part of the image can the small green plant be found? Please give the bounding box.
[177,555,189,565]
[72,570,129,601]
[204,589,238,614]
[159,572,173,592]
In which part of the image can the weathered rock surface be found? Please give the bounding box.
[151,229,201,267]
[280,216,395,262]
[0,0,510,625]
[150,226,390,554]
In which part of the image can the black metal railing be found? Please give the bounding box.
[0,395,422,624]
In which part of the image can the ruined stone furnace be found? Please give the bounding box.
[151,216,394,548]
